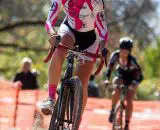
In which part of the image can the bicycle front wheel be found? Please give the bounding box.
[70,76,83,130]
[49,82,69,130]
[113,105,123,130]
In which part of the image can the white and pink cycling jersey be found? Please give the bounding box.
[45,0,108,41]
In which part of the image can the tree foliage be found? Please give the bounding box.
[0,0,159,93]
[142,40,160,78]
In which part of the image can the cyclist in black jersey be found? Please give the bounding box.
[104,37,143,130]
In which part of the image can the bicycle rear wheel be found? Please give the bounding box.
[113,105,124,130]
[69,76,83,130]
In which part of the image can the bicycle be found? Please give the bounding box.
[44,35,107,130]
[112,84,131,130]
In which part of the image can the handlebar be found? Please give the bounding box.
[44,35,108,76]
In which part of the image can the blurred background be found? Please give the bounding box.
[0,0,160,130]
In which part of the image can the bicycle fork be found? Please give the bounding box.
[57,54,75,127]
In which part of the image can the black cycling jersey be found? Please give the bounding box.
[106,50,143,85]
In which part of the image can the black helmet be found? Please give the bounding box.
[119,37,133,50]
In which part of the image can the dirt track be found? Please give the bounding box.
[79,99,160,130]
[40,98,160,130]
[1,88,159,130]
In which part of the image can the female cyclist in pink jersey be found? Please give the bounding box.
[41,0,109,116]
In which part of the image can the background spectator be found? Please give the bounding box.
[13,57,39,90]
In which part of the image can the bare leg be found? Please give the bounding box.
[126,86,137,122]
[111,77,123,109]
[111,88,120,109]
[48,33,74,97]
[108,77,123,122]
